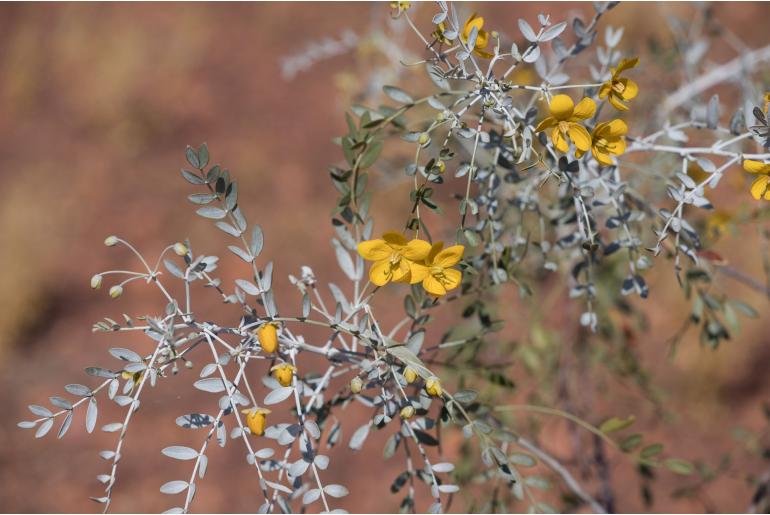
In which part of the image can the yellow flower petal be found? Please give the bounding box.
[592,147,613,166]
[598,83,611,99]
[551,127,569,152]
[442,268,462,291]
[382,231,408,247]
[604,119,628,137]
[570,97,596,120]
[608,94,628,111]
[619,78,638,100]
[357,239,391,261]
[549,94,575,120]
[743,160,770,174]
[391,259,413,283]
[369,259,392,286]
[434,245,465,268]
[750,175,770,200]
[615,57,639,75]
[567,124,592,151]
[423,274,447,296]
[535,116,557,132]
[409,262,430,284]
[401,239,432,261]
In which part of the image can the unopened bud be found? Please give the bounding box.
[400,405,415,419]
[350,376,363,394]
[425,376,442,398]
[104,235,118,247]
[173,242,188,256]
[109,285,123,299]
[403,367,418,384]
[418,132,430,145]
[90,274,103,289]
[185,360,193,369]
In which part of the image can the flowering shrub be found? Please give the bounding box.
[18,2,770,513]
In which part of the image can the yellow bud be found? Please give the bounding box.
[109,285,123,299]
[241,408,271,436]
[104,235,118,247]
[271,363,296,387]
[90,274,103,289]
[435,160,446,174]
[403,367,418,384]
[418,132,430,145]
[350,376,363,394]
[425,376,442,398]
[257,323,279,353]
[173,242,188,256]
[400,405,415,419]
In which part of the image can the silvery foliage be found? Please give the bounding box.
[18,2,770,513]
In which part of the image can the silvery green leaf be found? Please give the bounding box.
[314,454,329,470]
[406,330,425,354]
[86,397,98,433]
[232,207,248,231]
[17,421,37,429]
[466,25,479,52]
[385,343,433,380]
[225,181,238,211]
[523,45,541,63]
[85,367,117,379]
[123,362,147,374]
[197,206,227,220]
[707,94,719,129]
[176,413,214,429]
[428,502,442,514]
[164,259,185,279]
[29,405,53,417]
[262,261,274,291]
[427,64,450,91]
[194,378,227,393]
[109,347,142,363]
[96,474,111,484]
[302,488,321,505]
[65,384,92,397]
[235,279,259,296]
[228,245,254,263]
[188,193,217,205]
[199,454,208,479]
[35,418,54,438]
[250,225,264,257]
[162,446,199,460]
[518,19,538,42]
[431,11,446,24]
[431,462,455,473]
[108,378,119,399]
[57,411,73,439]
[216,221,241,237]
[160,480,189,495]
[334,243,358,281]
[181,168,205,185]
[305,420,321,440]
[254,447,275,459]
[200,363,218,378]
[264,386,294,405]
[185,145,200,169]
[324,484,349,498]
[349,423,370,450]
[266,481,293,495]
[383,85,414,105]
[302,294,311,319]
[605,26,623,47]
[289,459,310,477]
[540,21,566,41]
[439,484,460,493]
[102,422,123,433]
[163,509,184,514]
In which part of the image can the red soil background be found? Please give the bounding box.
[1,2,770,513]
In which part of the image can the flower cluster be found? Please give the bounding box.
[357,232,464,296]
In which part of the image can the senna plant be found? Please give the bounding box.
[19,2,770,513]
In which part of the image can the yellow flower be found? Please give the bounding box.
[578,119,627,165]
[764,92,770,113]
[358,232,431,286]
[400,406,415,419]
[743,160,770,200]
[599,57,639,111]
[403,367,418,384]
[535,94,596,154]
[425,377,443,397]
[460,13,493,58]
[241,407,271,436]
[389,1,410,16]
[411,243,464,297]
[350,376,363,394]
[706,210,732,238]
[257,323,279,353]
[271,363,296,387]
[121,370,144,391]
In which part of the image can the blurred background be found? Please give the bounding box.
[1,2,770,513]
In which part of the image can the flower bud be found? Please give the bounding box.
[241,407,271,436]
[173,242,188,256]
[257,323,278,353]
[403,367,418,384]
[185,360,193,369]
[400,405,415,419]
[350,376,363,394]
[90,274,103,289]
[109,285,123,299]
[425,376,442,398]
[271,363,296,387]
[435,160,446,174]
[104,235,119,247]
[418,132,430,145]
